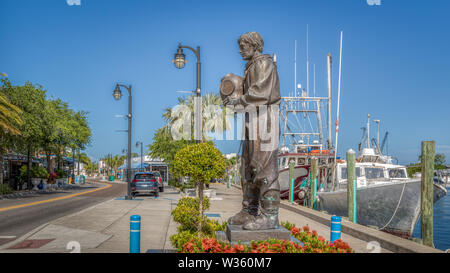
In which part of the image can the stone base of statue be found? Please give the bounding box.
[215,224,291,245]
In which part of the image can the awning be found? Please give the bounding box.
[118,162,150,170]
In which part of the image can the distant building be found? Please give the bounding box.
[224,153,237,159]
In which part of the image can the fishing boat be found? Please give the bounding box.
[314,114,447,238]
[317,147,447,238]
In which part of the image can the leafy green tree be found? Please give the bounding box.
[173,143,225,231]
[148,127,189,172]
[1,80,47,188]
[0,79,23,185]
[418,153,447,169]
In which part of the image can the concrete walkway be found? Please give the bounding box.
[0,186,182,253]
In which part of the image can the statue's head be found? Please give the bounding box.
[238,32,264,61]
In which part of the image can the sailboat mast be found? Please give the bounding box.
[367,114,371,148]
[334,31,343,163]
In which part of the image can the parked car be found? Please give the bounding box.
[151,171,164,192]
[131,172,159,197]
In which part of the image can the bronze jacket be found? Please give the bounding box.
[239,53,281,107]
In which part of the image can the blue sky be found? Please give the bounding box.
[1,0,449,165]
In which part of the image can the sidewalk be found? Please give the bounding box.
[0,186,182,253]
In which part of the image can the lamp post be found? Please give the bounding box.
[172,43,202,143]
[113,83,133,200]
[136,141,143,171]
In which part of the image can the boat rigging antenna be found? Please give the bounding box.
[332,30,343,191]
[295,40,297,97]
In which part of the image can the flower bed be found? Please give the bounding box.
[170,197,354,253]
[180,222,354,253]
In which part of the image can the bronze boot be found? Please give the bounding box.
[243,190,280,230]
[227,208,256,225]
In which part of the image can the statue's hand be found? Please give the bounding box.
[223,96,240,106]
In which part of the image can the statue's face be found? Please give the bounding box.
[239,41,256,61]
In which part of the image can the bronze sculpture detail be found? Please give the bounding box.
[221,32,281,230]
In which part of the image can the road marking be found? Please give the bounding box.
[0,183,113,213]
[0,236,17,239]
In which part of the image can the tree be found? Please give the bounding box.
[1,80,47,188]
[173,143,225,231]
[418,153,446,168]
[0,79,23,185]
[161,92,230,142]
[148,127,188,172]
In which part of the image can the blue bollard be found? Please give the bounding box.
[130,215,141,253]
[330,215,342,242]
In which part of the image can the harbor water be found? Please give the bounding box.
[412,186,450,251]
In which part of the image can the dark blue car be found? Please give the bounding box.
[131,172,159,197]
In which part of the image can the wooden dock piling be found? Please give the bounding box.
[346,149,356,223]
[421,141,435,247]
[310,157,318,209]
[289,160,295,203]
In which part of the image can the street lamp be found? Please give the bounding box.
[172,43,202,143]
[113,83,133,200]
[136,141,143,172]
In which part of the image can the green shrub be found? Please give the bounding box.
[0,184,13,195]
[177,196,210,211]
[55,169,66,178]
[201,218,227,237]
[170,230,200,252]
[19,165,49,180]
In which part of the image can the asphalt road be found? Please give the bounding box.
[0,181,126,246]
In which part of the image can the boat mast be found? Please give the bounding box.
[332,31,343,191]
[373,119,380,152]
[327,54,332,150]
[367,114,371,148]
[334,31,343,164]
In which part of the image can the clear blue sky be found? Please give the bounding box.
[1,0,449,165]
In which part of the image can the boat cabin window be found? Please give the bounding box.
[297,158,305,165]
[365,167,385,179]
[289,158,296,166]
[340,167,361,179]
[388,168,406,178]
[281,158,286,167]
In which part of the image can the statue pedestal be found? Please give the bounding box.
[221,224,291,245]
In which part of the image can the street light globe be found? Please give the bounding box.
[113,84,122,100]
[172,47,186,69]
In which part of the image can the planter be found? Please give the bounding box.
[31,178,40,190]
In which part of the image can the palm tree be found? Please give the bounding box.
[162,92,231,142]
[0,92,23,135]
[0,85,23,185]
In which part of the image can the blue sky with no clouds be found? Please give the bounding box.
[1,0,449,164]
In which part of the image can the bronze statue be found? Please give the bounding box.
[222,32,281,230]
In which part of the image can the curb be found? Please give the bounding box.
[279,201,443,253]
